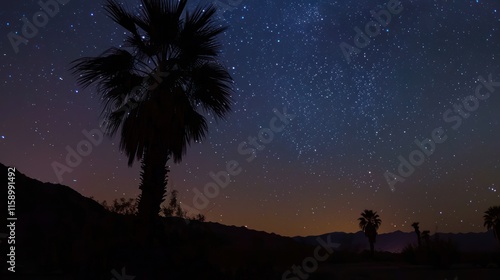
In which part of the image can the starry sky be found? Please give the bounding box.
[1,0,500,237]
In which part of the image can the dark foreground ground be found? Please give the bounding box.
[313,263,499,280]
[3,262,499,280]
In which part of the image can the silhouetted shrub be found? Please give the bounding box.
[401,236,460,268]
[92,190,205,221]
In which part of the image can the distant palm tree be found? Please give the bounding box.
[358,209,382,257]
[421,230,430,247]
[71,0,232,227]
[483,205,500,244]
[411,222,421,247]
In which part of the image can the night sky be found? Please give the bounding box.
[1,0,500,237]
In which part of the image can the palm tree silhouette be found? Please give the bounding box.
[358,209,382,257]
[483,205,500,244]
[411,222,421,247]
[71,0,233,227]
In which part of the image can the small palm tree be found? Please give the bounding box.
[483,205,500,244]
[358,209,382,257]
[71,0,233,228]
[411,222,421,247]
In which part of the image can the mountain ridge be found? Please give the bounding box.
[294,229,500,253]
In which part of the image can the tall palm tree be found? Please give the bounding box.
[358,209,382,257]
[71,0,232,227]
[411,222,421,247]
[483,205,500,244]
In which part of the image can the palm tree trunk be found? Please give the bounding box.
[133,144,169,280]
[369,242,374,257]
[495,224,500,244]
[137,144,169,229]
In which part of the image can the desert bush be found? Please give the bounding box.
[401,236,460,268]
[91,190,205,221]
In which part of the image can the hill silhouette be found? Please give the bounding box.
[295,230,500,253]
[0,163,316,279]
